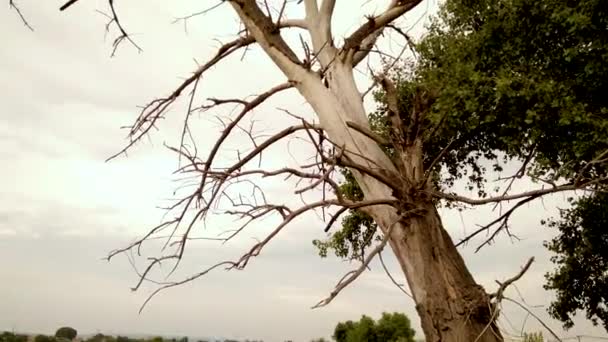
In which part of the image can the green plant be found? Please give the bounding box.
[332,312,415,342]
[523,331,544,342]
[544,192,608,331]
[55,328,77,341]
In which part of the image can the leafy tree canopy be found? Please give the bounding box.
[416,0,607,185]
[332,312,415,342]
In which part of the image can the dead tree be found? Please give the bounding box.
[30,0,607,341]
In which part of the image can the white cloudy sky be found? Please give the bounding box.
[1,1,607,342]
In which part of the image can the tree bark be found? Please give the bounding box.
[373,202,501,342]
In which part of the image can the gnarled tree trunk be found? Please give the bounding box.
[377,202,500,342]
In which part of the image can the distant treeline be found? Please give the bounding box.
[1,331,28,342]
[1,332,263,342]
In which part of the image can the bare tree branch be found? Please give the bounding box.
[490,257,534,302]
[432,176,608,206]
[345,120,389,146]
[316,0,337,63]
[449,152,607,250]
[230,0,305,73]
[456,195,538,251]
[108,92,411,296]
[106,35,256,161]
[59,0,80,11]
[9,0,33,30]
[60,0,139,56]
[89,0,142,56]
[387,23,418,56]
[379,251,413,299]
[303,0,319,18]
[473,257,535,342]
[172,1,227,30]
[492,145,537,212]
[311,210,411,308]
[360,37,411,100]
[302,0,338,67]
[352,29,384,67]
[503,297,563,342]
[342,0,423,65]
[131,197,399,312]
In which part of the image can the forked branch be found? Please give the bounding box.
[474,257,536,342]
[59,0,141,55]
[342,0,423,65]
[490,257,534,302]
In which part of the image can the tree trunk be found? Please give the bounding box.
[371,202,502,342]
[296,63,503,342]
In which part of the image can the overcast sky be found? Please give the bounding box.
[1,1,607,342]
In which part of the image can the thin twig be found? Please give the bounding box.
[503,297,563,342]
[9,0,33,30]
[378,251,413,299]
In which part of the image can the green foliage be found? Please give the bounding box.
[332,312,415,342]
[55,328,77,341]
[333,320,356,342]
[1,332,28,342]
[87,334,104,342]
[417,0,608,184]
[523,331,544,342]
[34,335,56,342]
[375,313,417,342]
[543,192,608,331]
[313,169,380,260]
[115,336,144,342]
